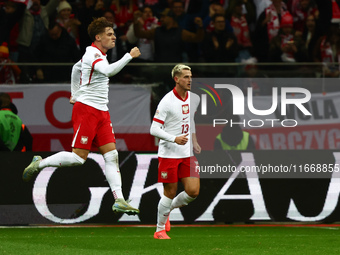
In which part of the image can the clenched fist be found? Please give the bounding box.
[130,47,141,58]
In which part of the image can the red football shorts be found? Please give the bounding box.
[158,156,200,183]
[71,102,116,150]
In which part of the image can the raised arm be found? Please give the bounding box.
[94,47,140,77]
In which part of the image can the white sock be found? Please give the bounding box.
[170,191,196,211]
[39,152,85,169]
[156,196,173,232]
[103,150,124,199]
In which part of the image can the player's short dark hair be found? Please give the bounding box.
[88,17,113,42]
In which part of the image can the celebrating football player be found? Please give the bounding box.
[150,64,201,239]
[23,17,141,216]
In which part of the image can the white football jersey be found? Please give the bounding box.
[152,88,200,158]
[72,43,132,111]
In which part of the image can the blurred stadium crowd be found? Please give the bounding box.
[0,0,339,84]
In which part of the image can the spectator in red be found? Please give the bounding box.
[126,6,159,61]
[226,0,257,33]
[253,0,291,62]
[110,0,138,34]
[288,0,319,33]
[230,0,254,62]
[268,12,307,62]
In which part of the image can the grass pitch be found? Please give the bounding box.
[0,225,339,255]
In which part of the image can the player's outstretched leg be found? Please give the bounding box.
[154,230,171,239]
[22,155,42,182]
[112,198,140,215]
[165,216,170,232]
[22,152,85,182]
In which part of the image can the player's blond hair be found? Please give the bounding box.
[171,64,191,79]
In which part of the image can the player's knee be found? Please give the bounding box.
[73,160,85,166]
[163,182,178,199]
[186,188,199,198]
[164,188,177,199]
[72,152,86,166]
[103,149,118,163]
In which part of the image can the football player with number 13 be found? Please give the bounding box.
[150,64,201,239]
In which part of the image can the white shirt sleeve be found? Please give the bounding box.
[150,98,176,143]
[150,121,176,142]
[94,53,132,77]
[71,60,82,98]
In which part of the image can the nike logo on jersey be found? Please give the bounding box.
[183,117,188,120]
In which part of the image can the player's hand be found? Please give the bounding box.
[69,96,76,105]
[175,133,189,145]
[130,47,141,58]
[193,142,201,154]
